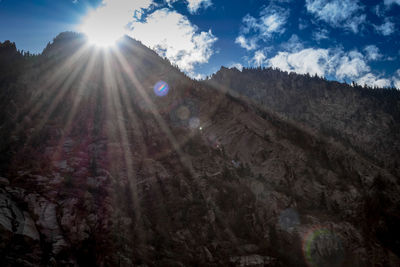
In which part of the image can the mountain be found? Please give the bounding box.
[0,32,399,266]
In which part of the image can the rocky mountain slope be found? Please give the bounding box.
[0,32,399,266]
[208,67,400,177]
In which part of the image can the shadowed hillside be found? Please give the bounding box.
[0,32,399,266]
[208,67,400,177]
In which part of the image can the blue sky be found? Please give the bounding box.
[0,0,399,87]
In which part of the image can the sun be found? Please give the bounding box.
[81,26,122,47]
[79,8,126,47]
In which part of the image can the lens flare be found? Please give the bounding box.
[169,98,199,128]
[153,81,169,97]
[302,226,344,267]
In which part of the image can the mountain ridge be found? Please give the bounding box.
[207,66,400,176]
[0,32,399,266]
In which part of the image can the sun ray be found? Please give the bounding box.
[30,55,88,133]
[111,49,218,237]
[112,49,200,179]
[49,48,101,160]
[110,55,148,158]
[20,60,88,147]
[19,44,91,127]
[102,51,144,240]
[61,48,100,134]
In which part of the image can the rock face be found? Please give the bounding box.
[0,33,399,266]
[0,187,41,265]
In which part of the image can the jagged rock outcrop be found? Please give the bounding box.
[0,33,399,266]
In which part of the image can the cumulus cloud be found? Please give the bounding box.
[268,48,332,77]
[335,51,370,79]
[374,19,395,36]
[305,0,365,33]
[356,73,391,88]
[130,8,217,75]
[266,48,364,78]
[364,45,382,61]
[166,0,212,13]
[236,4,289,50]
[265,45,396,88]
[81,1,217,77]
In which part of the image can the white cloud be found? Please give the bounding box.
[130,9,217,76]
[259,12,287,37]
[80,1,216,77]
[335,51,370,79]
[266,47,375,81]
[374,20,395,36]
[101,0,152,22]
[262,43,395,88]
[356,73,391,88]
[281,34,304,52]
[166,0,212,13]
[236,5,288,50]
[191,73,206,80]
[80,0,153,45]
[384,0,400,6]
[268,48,331,76]
[258,6,289,38]
[240,14,258,34]
[229,63,244,71]
[395,79,400,89]
[345,14,366,33]
[186,0,212,13]
[252,50,267,66]
[305,0,365,33]
[312,28,329,41]
[305,0,360,24]
[393,70,400,89]
[364,45,382,61]
[235,35,258,50]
